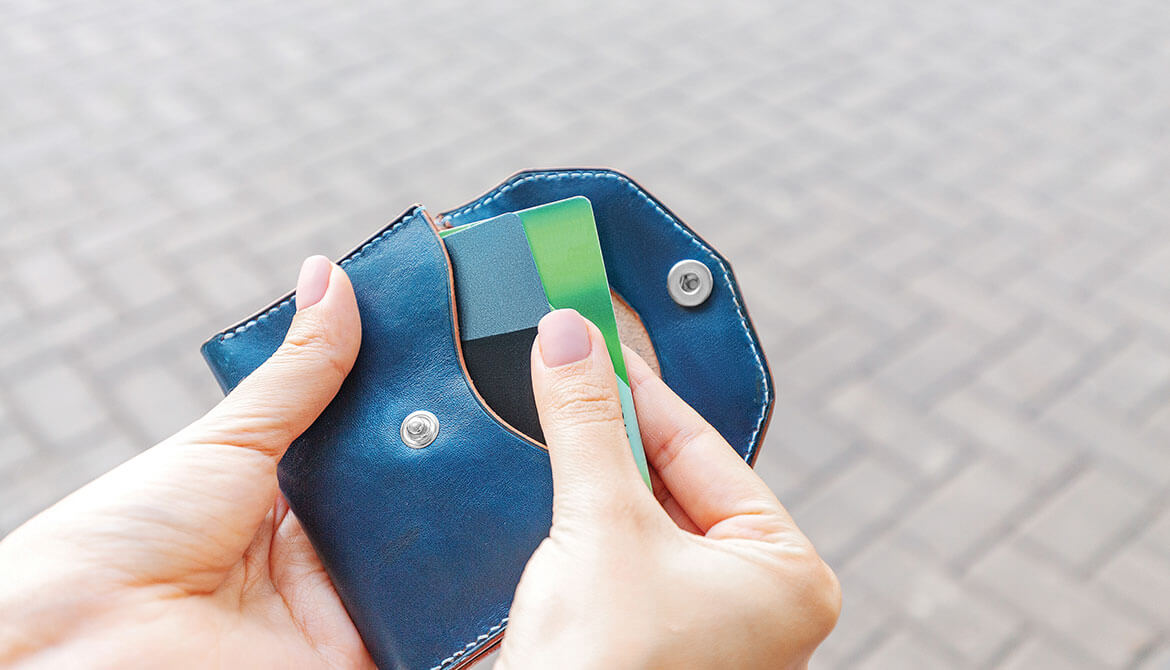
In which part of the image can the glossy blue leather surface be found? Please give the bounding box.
[201,169,773,669]
[442,170,773,464]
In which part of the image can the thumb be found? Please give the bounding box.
[531,309,648,521]
[189,255,362,457]
[5,256,362,588]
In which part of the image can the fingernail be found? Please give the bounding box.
[538,309,592,367]
[296,255,332,311]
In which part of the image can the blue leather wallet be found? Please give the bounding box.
[201,168,774,670]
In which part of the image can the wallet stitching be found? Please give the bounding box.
[447,170,772,461]
[209,207,512,670]
[213,208,421,340]
[434,170,773,669]
[430,617,509,670]
[213,173,771,670]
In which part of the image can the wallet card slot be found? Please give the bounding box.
[201,168,774,670]
[441,168,774,466]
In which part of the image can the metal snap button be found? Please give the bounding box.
[400,410,439,448]
[667,259,713,307]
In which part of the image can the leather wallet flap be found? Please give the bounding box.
[201,168,774,669]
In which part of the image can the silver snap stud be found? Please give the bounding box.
[400,410,439,448]
[667,259,713,307]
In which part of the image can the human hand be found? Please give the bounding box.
[0,256,371,669]
[497,309,840,669]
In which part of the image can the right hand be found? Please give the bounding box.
[497,309,841,669]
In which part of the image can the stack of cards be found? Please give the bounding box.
[440,197,651,486]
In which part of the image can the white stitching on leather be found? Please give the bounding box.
[211,172,773,670]
[430,617,508,670]
[214,207,424,341]
[448,170,772,462]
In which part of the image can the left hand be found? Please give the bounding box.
[0,256,371,669]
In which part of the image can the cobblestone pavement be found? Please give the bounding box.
[3,0,1170,667]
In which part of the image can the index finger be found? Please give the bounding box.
[624,345,799,538]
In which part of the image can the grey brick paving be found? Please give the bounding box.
[853,630,957,670]
[2,0,1169,667]
[1097,542,1170,629]
[1021,467,1158,573]
[846,538,1022,665]
[893,460,1033,565]
[999,638,1086,670]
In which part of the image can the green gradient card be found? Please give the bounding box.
[442,197,651,486]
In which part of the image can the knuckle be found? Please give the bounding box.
[788,553,842,637]
[279,321,332,355]
[544,377,623,426]
[566,492,661,539]
[595,493,646,523]
[220,418,291,457]
[655,421,722,472]
[750,536,841,640]
[184,409,293,458]
[275,323,350,382]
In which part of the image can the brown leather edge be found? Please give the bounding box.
[459,634,505,670]
[610,289,661,378]
[436,168,775,469]
[420,208,550,453]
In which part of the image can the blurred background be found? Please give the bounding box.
[2,0,1169,667]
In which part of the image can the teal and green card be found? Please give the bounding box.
[441,197,651,486]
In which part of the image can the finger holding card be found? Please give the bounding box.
[443,196,651,486]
